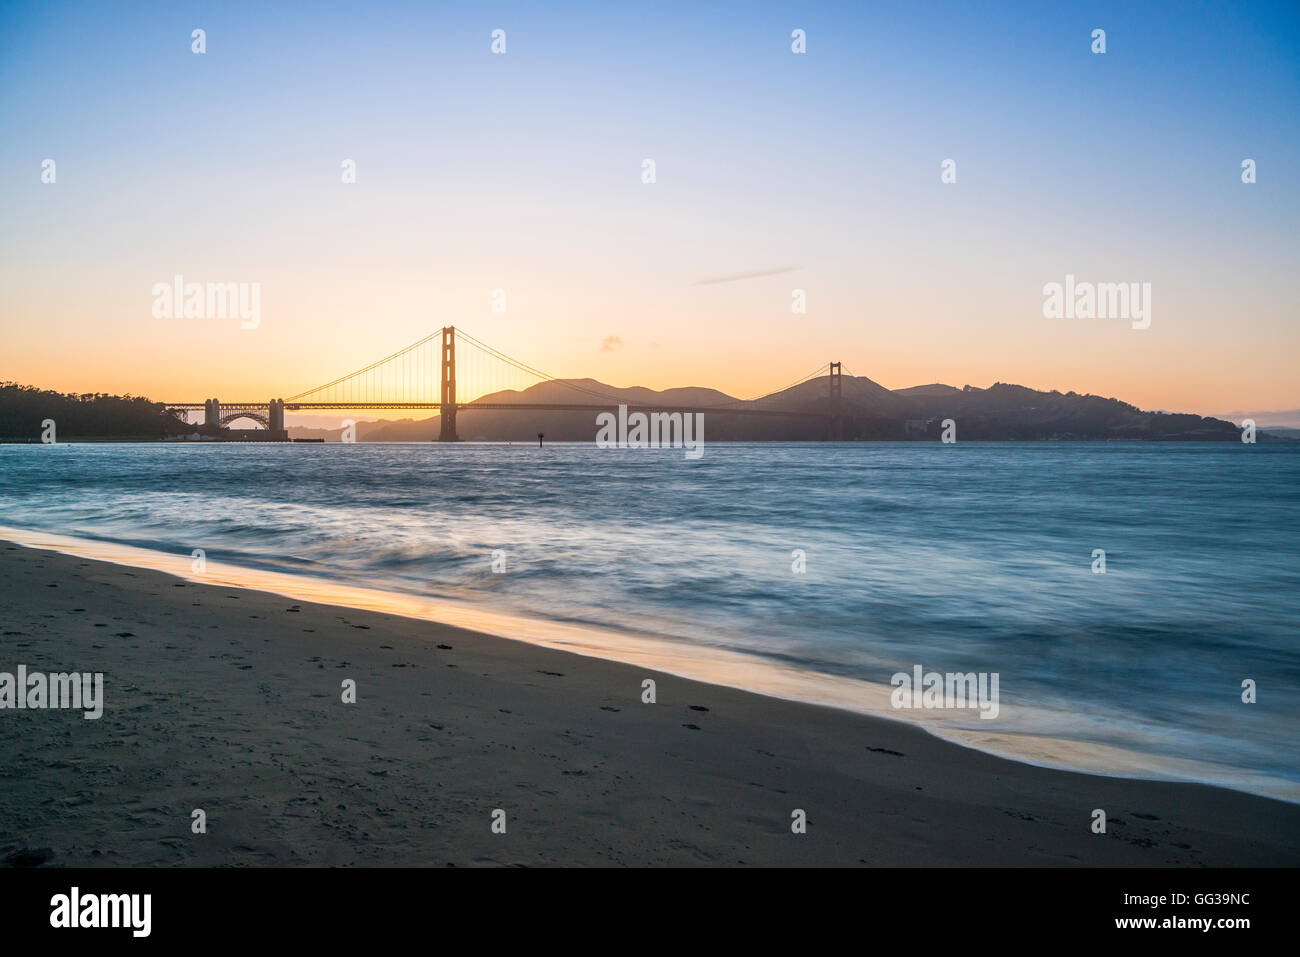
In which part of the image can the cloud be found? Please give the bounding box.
[600,336,623,352]
[692,265,801,286]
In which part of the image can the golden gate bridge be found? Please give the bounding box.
[164,327,845,440]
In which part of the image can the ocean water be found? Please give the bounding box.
[2,441,1297,798]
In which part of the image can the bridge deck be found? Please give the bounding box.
[165,402,827,419]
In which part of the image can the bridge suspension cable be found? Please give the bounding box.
[454,329,632,404]
[691,361,831,407]
[276,326,833,411]
[284,332,441,403]
[457,330,832,408]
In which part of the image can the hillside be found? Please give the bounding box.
[893,382,1241,441]
[286,375,1251,442]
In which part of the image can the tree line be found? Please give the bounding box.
[0,383,189,439]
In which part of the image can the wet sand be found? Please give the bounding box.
[1,541,1297,867]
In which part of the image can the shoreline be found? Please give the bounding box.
[0,523,1296,804]
[0,522,1294,806]
[1,536,1298,865]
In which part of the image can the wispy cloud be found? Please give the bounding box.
[600,336,623,352]
[692,266,800,286]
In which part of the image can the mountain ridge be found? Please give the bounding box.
[294,374,1256,443]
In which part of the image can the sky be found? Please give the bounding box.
[1,0,1297,416]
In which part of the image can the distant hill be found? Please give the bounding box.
[287,375,1255,442]
[2,376,1255,443]
[893,383,963,398]
[1213,409,1300,429]
[892,382,1243,441]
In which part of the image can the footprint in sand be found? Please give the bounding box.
[3,848,54,867]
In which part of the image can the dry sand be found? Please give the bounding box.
[1,542,1297,866]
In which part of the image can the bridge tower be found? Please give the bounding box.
[829,362,843,441]
[438,326,459,442]
[268,398,286,439]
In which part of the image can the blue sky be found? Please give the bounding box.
[1,0,1297,412]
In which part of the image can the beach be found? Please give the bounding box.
[2,540,1298,867]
